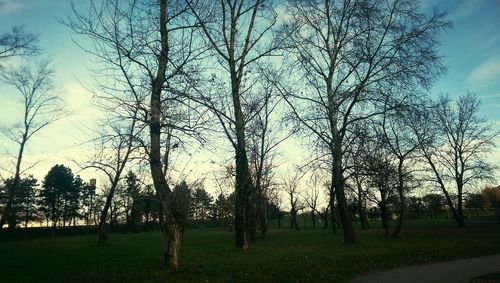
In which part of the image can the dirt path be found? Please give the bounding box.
[351,254,500,283]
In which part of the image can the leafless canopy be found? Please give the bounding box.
[0,25,39,61]
[1,60,63,148]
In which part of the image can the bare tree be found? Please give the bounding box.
[364,149,399,237]
[187,0,284,250]
[413,93,498,227]
[66,0,206,267]
[0,25,38,63]
[77,111,141,243]
[379,101,421,238]
[0,60,63,229]
[278,0,448,244]
[302,172,326,229]
[282,171,303,231]
[344,126,371,230]
[247,69,292,238]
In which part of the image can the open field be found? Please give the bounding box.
[1,219,499,282]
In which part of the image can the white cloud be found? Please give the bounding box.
[468,56,500,86]
[481,33,500,50]
[479,92,500,99]
[448,0,483,22]
[0,1,23,14]
[0,148,101,183]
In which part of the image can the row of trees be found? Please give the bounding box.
[1,0,498,269]
[0,165,94,229]
[0,164,286,234]
[3,164,498,231]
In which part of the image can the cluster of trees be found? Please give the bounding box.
[0,165,285,233]
[465,186,500,219]
[0,165,95,229]
[1,0,498,269]
[0,19,63,230]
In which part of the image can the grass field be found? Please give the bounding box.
[1,219,499,282]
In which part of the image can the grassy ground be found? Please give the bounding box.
[473,272,500,282]
[1,219,499,283]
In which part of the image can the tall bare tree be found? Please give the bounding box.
[413,93,498,227]
[278,0,448,243]
[187,0,284,249]
[0,60,63,229]
[0,25,38,63]
[247,68,291,238]
[302,172,327,229]
[344,126,371,230]
[66,0,206,267]
[77,111,141,243]
[282,170,303,231]
[379,101,421,238]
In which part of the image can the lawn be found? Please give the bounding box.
[1,219,499,282]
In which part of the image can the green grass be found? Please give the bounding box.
[473,272,500,281]
[1,219,500,282]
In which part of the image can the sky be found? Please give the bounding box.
[0,0,499,198]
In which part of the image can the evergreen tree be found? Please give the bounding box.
[39,165,75,228]
[1,175,39,228]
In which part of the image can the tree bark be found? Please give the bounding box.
[97,179,119,244]
[380,199,389,237]
[246,195,257,243]
[329,187,336,234]
[258,192,268,237]
[311,211,316,229]
[355,177,368,230]
[392,160,405,238]
[231,60,252,250]
[427,156,464,227]
[332,146,357,243]
[148,0,184,267]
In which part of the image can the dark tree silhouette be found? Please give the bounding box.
[0,60,63,229]
[1,175,38,228]
[412,94,498,227]
[187,0,284,250]
[66,0,205,266]
[39,165,75,230]
[0,25,38,62]
[278,0,449,244]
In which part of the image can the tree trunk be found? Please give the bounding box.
[147,0,185,268]
[428,157,464,227]
[456,182,466,227]
[311,211,316,229]
[356,180,368,230]
[322,208,329,229]
[329,189,336,234]
[231,63,252,250]
[259,194,268,237]
[495,202,500,221]
[291,211,299,231]
[358,203,368,230]
[246,195,257,243]
[332,154,357,243]
[97,180,119,244]
[234,145,251,250]
[392,160,405,238]
[380,200,389,237]
[159,208,184,268]
[456,205,465,227]
[442,189,463,227]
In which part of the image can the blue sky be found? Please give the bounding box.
[0,0,499,184]
[423,0,500,119]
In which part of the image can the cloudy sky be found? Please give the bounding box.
[0,0,499,194]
